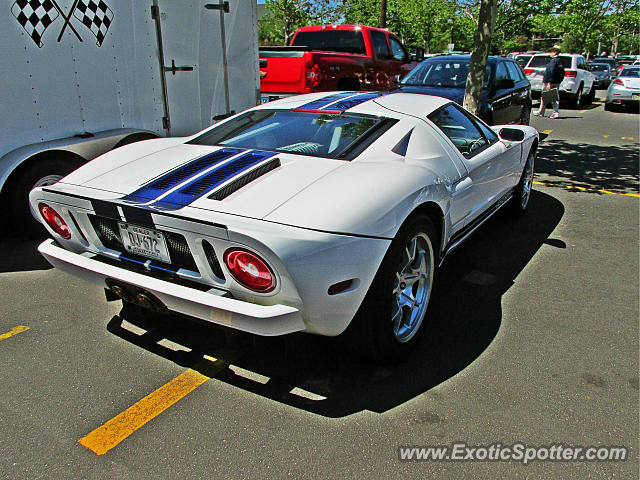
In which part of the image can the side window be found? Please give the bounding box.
[389,36,407,62]
[428,105,489,158]
[578,57,587,70]
[495,62,509,86]
[370,30,391,60]
[506,61,524,81]
[475,119,499,144]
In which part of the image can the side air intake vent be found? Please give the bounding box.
[202,240,225,280]
[209,158,281,201]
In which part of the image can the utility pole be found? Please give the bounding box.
[380,0,387,28]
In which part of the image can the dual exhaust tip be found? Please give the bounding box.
[105,279,167,313]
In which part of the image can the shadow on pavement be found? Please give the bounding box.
[107,190,564,417]
[0,236,51,273]
[536,140,639,194]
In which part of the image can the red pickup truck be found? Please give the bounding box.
[259,25,422,102]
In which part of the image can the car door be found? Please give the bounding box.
[427,104,515,226]
[506,60,530,123]
[491,61,515,124]
[369,29,393,89]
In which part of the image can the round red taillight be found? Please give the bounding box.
[223,249,275,293]
[38,203,71,239]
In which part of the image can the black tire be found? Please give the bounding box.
[571,85,583,108]
[337,78,360,91]
[343,215,439,363]
[8,157,83,237]
[112,132,158,150]
[509,149,535,217]
[583,85,595,105]
[604,102,614,112]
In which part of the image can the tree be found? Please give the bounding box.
[259,0,312,45]
[463,0,498,115]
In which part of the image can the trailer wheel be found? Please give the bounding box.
[8,156,84,237]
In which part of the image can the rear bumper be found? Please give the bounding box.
[38,239,305,336]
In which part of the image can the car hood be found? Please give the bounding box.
[57,139,347,220]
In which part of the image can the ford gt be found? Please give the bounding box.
[30,91,538,361]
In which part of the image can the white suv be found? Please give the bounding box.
[524,53,596,107]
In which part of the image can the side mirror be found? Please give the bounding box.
[496,78,515,89]
[498,127,525,142]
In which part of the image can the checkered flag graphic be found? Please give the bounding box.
[73,0,113,46]
[11,0,60,48]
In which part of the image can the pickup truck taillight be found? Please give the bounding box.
[613,78,624,86]
[524,69,534,75]
[564,70,577,77]
[305,63,322,89]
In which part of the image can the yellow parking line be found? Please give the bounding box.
[580,109,587,113]
[621,137,635,140]
[533,181,640,197]
[0,325,30,341]
[603,135,609,138]
[78,352,237,455]
[541,129,553,135]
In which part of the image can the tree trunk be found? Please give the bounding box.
[463,0,498,116]
[380,0,387,28]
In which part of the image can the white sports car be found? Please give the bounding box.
[30,91,538,361]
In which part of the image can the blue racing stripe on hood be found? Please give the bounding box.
[154,150,278,210]
[122,147,244,203]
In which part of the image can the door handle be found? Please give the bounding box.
[163,59,194,75]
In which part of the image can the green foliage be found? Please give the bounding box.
[257,0,639,55]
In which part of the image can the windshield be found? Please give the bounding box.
[589,63,609,72]
[189,110,382,159]
[291,30,366,55]
[401,60,492,88]
[528,55,572,68]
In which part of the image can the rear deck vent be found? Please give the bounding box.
[202,240,225,280]
[209,157,281,201]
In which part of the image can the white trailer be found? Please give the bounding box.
[0,0,259,233]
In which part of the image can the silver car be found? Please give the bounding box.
[605,66,640,111]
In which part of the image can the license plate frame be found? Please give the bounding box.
[118,223,171,264]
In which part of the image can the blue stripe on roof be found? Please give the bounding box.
[295,92,357,111]
[154,150,278,210]
[122,147,244,203]
[329,92,388,111]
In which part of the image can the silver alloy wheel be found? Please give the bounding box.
[575,87,583,106]
[391,232,434,343]
[521,154,534,209]
[29,174,63,218]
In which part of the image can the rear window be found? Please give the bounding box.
[528,55,572,68]
[620,68,640,77]
[189,110,386,159]
[589,63,609,72]
[291,30,366,55]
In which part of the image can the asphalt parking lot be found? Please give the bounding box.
[0,91,638,479]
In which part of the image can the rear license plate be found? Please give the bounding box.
[261,95,271,104]
[632,93,640,99]
[118,223,171,264]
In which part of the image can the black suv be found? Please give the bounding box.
[394,55,532,125]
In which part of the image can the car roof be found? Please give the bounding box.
[255,91,451,119]
[420,54,503,63]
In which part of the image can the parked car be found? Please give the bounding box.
[591,56,618,76]
[605,66,640,111]
[393,55,532,125]
[30,91,538,361]
[589,62,612,88]
[258,25,421,102]
[615,56,636,74]
[524,53,596,107]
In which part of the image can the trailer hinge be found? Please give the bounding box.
[205,2,229,13]
[162,116,170,130]
[151,4,160,19]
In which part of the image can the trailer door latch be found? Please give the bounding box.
[164,59,194,75]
